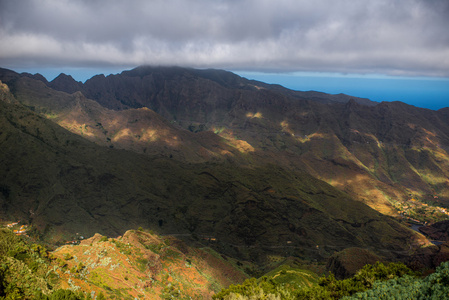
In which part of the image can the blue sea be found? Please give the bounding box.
[236,72,449,111]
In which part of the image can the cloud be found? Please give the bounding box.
[1,0,448,77]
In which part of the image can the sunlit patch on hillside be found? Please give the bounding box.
[433,148,449,163]
[215,127,255,153]
[44,112,58,119]
[417,128,440,148]
[250,84,265,90]
[407,123,417,130]
[246,112,263,119]
[294,132,328,143]
[349,129,383,148]
[422,128,437,138]
[212,126,226,134]
[366,133,383,148]
[111,127,181,147]
[280,120,294,135]
[139,128,159,142]
[162,133,181,147]
[215,127,236,140]
[112,128,134,142]
[0,80,10,92]
[326,173,397,215]
[420,171,449,186]
[229,139,255,153]
[393,193,449,224]
[59,119,96,137]
[328,173,368,191]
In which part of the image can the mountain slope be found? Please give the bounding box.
[0,226,248,299]
[6,75,248,163]
[7,66,448,217]
[0,80,421,263]
[52,230,248,299]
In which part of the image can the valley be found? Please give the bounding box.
[1,66,449,298]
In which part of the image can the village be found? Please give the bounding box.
[3,221,30,236]
[1,220,88,246]
[396,196,449,225]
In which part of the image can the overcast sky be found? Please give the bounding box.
[1,0,448,109]
[1,0,448,77]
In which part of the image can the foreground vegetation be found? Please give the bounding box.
[0,228,95,299]
[213,261,449,299]
[2,226,449,299]
[0,227,247,299]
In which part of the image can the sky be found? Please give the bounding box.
[0,0,448,110]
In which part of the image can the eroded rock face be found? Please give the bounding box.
[433,243,449,267]
[405,242,449,271]
[326,247,383,279]
[79,233,104,245]
[420,221,449,241]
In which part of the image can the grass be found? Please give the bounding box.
[262,264,319,288]
[135,258,149,272]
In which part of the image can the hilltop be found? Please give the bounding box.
[51,229,249,299]
[0,226,249,299]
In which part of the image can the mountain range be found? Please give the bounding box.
[1,66,448,267]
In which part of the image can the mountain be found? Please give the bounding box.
[0,72,425,265]
[47,73,83,94]
[3,74,247,163]
[7,66,448,218]
[420,220,449,241]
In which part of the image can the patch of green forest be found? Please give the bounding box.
[213,261,449,299]
[0,229,102,300]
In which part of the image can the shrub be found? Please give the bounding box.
[213,262,416,300]
[35,289,86,299]
[345,261,449,299]
[63,253,73,260]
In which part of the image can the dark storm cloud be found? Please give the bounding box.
[1,0,448,76]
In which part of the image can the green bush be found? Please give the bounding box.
[345,261,449,299]
[0,229,88,300]
[35,289,88,300]
[213,262,417,300]
[213,277,286,299]
[63,253,73,260]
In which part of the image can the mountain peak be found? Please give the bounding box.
[21,72,48,84]
[49,73,82,94]
[51,73,77,82]
[121,65,245,88]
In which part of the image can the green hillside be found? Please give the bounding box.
[0,86,419,264]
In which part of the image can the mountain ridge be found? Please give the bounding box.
[0,76,425,264]
[44,66,449,215]
[2,67,448,216]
